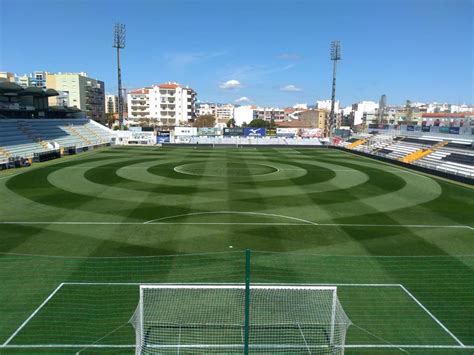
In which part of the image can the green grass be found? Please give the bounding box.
[0,146,473,354]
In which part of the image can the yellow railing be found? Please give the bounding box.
[347,139,367,149]
[400,141,448,163]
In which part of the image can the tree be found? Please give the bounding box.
[105,113,115,128]
[193,115,216,128]
[227,119,236,128]
[247,118,270,128]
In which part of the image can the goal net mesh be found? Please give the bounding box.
[130,285,351,354]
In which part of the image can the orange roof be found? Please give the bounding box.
[158,83,181,89]
[129,88,149,94]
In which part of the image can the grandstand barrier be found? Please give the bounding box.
[335,147,474,185]
[347,139,367,149]
[163,143,330,149]
[33,150,61,162]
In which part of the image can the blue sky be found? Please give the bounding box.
[0,0,472,107]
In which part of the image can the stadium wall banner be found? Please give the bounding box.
[449,127,460,134]
[142,126,154,132]
[406,125,415,131]
[223,127,244,136]
[198,127,223,136]
[174,127,198,136]
[266,129,277,136]
[243,127,266,137]
[156,131,170,143]
[439,126,450,133]
[128,126,142,132]
[422,125,431,132]
[276,128,299,137]
[368,124,389,130]
[300,128,322,138]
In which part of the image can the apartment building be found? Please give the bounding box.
[46,72,105,123]
[0,72,16,83]
[127,82,197,125]
[316,100,340,113]
[254,107,285,121]
[105,94,119,114]
[196,103,217,116]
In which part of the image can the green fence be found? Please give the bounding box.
[0,250,473,354]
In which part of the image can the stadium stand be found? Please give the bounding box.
[343,134,474,179]
[0,119,113,160]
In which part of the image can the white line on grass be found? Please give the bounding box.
[2,283,65,346]
[399,284,465,347]
[1,344,473,349]
[62,282,402,287]
[144,211,319,225]
[1,221,472,230]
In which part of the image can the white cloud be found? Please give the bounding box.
[235,96,250,103]
[220,79,242,89]
[280,84,302,92]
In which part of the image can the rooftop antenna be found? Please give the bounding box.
[329,40,341,138]
[113,23,126,129]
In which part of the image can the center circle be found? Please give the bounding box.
[174,162,278,177]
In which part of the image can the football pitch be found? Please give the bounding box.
[0,146,473,354]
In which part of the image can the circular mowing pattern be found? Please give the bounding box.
[174,162,278,177]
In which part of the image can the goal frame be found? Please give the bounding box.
[136,284,339,352]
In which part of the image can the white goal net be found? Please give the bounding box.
[130,284,351,354]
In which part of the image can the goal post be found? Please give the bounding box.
[130,284,351,354]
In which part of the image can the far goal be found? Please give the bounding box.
[130,284,351,354]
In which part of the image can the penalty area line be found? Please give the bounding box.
[2,283,65,346]
[399,284,465,347]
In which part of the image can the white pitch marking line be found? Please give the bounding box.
[318,223,474,230]
[1,344,473,349]
[398,284,465,347]
[0,221,472,230]
[0,221,312,226]
[2,283,65,346]
[63,282,400,287]
[144,211,319,225]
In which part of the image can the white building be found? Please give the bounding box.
[127,82,197,126]
[316,100,340,112]
[293,103,308,109]
[196,103,216,116]
[450,104,474,113]
[352,101,379,125]
[17,74,31,88]
[233,105,255,126]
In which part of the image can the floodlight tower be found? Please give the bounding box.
[378,94,387,123]
[329,41,341,138]
[113,23,126,129]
